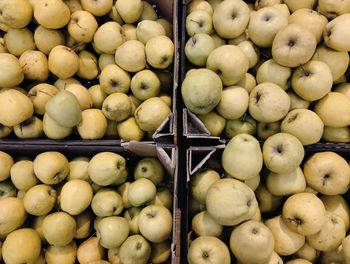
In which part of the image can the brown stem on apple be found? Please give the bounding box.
[322,174,331,186]
[202,251,209,259]
[287,216,302,226]
[287,113,298,123]
[300,65,310,77]
[38,90,54,97]
[252,227,258,234]
[136,242,142,250]
[189,19,203,28]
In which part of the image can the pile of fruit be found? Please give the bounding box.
[183,0,350,263]
[182,0,350,144]
[0,150,174,263]
[188,135,350,263]
[0,0,174,141]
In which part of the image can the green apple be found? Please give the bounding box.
[67,157,90,182]
[256,59,291,90]
[77,50,99,80]
[225,114,256,138]
[236,73,257,93]
[292,60,333,101]
[134,158,164,186]
[198,111,226,137]
[306,212,345,252]
[186,10,212,36]
[119,235,151,264]
[272,24,316,67]
[0,124,12,138]
[2,228,41,264]
[303,151,350,195]
[88,152,127,186]
[138,205,172,242]
[92,188,124,217]
[24,184,57,216]
[124,207,141,234]
[265,215,305,256]
[138,1,157,21]
[248,5,288,48]
[181,69,222,115]
[134,97,171,132]
[212,0,250,39]
[323,126,350,143]
[93,21,125,54]
[10,160,37,191]
[117,117,144,141]
[33,151,69,185]
[320,194,350,232]
[130,70,161,101]
[19,50,49,82]
[288,8,327,43]
[150,240,171,264]
[97,216,129,249]
[288,91,311,110]
[117,182,132,209]
[324,14,350,52]
[48,45,79,79]
[115,0,143,23]
[128,178,156,207]
[100,64,130,94]
[0,89,33,127]
[102,92,131,122]
[148,188,173,210]
[230,220,274,264]
[263,133,304,174]
[185,33,215,67]
[192,211,223,237]
[43,212,76,246]
[68,10,98,43]
[256,121,280,140]
[0,197,27,236]
[191,169,220,205]
[206,178,258,226]
[222,133,262,180]
[312,44,349,81]
[136,20,165,44]
[282,192,326,236]
[249,82,290,122]
[115,40,146,72]
[217,86,249,119]
[3,185,17,200]
[188,236,230,264]
[145,36,174,69]
[266,167,306,196]
[88,85,108,109]
[45,90,82,128]
[314,92,350,127]
[207,45,249,86]
[122,24,137,40]
[60,179,93,215]
[281,109,324,145]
